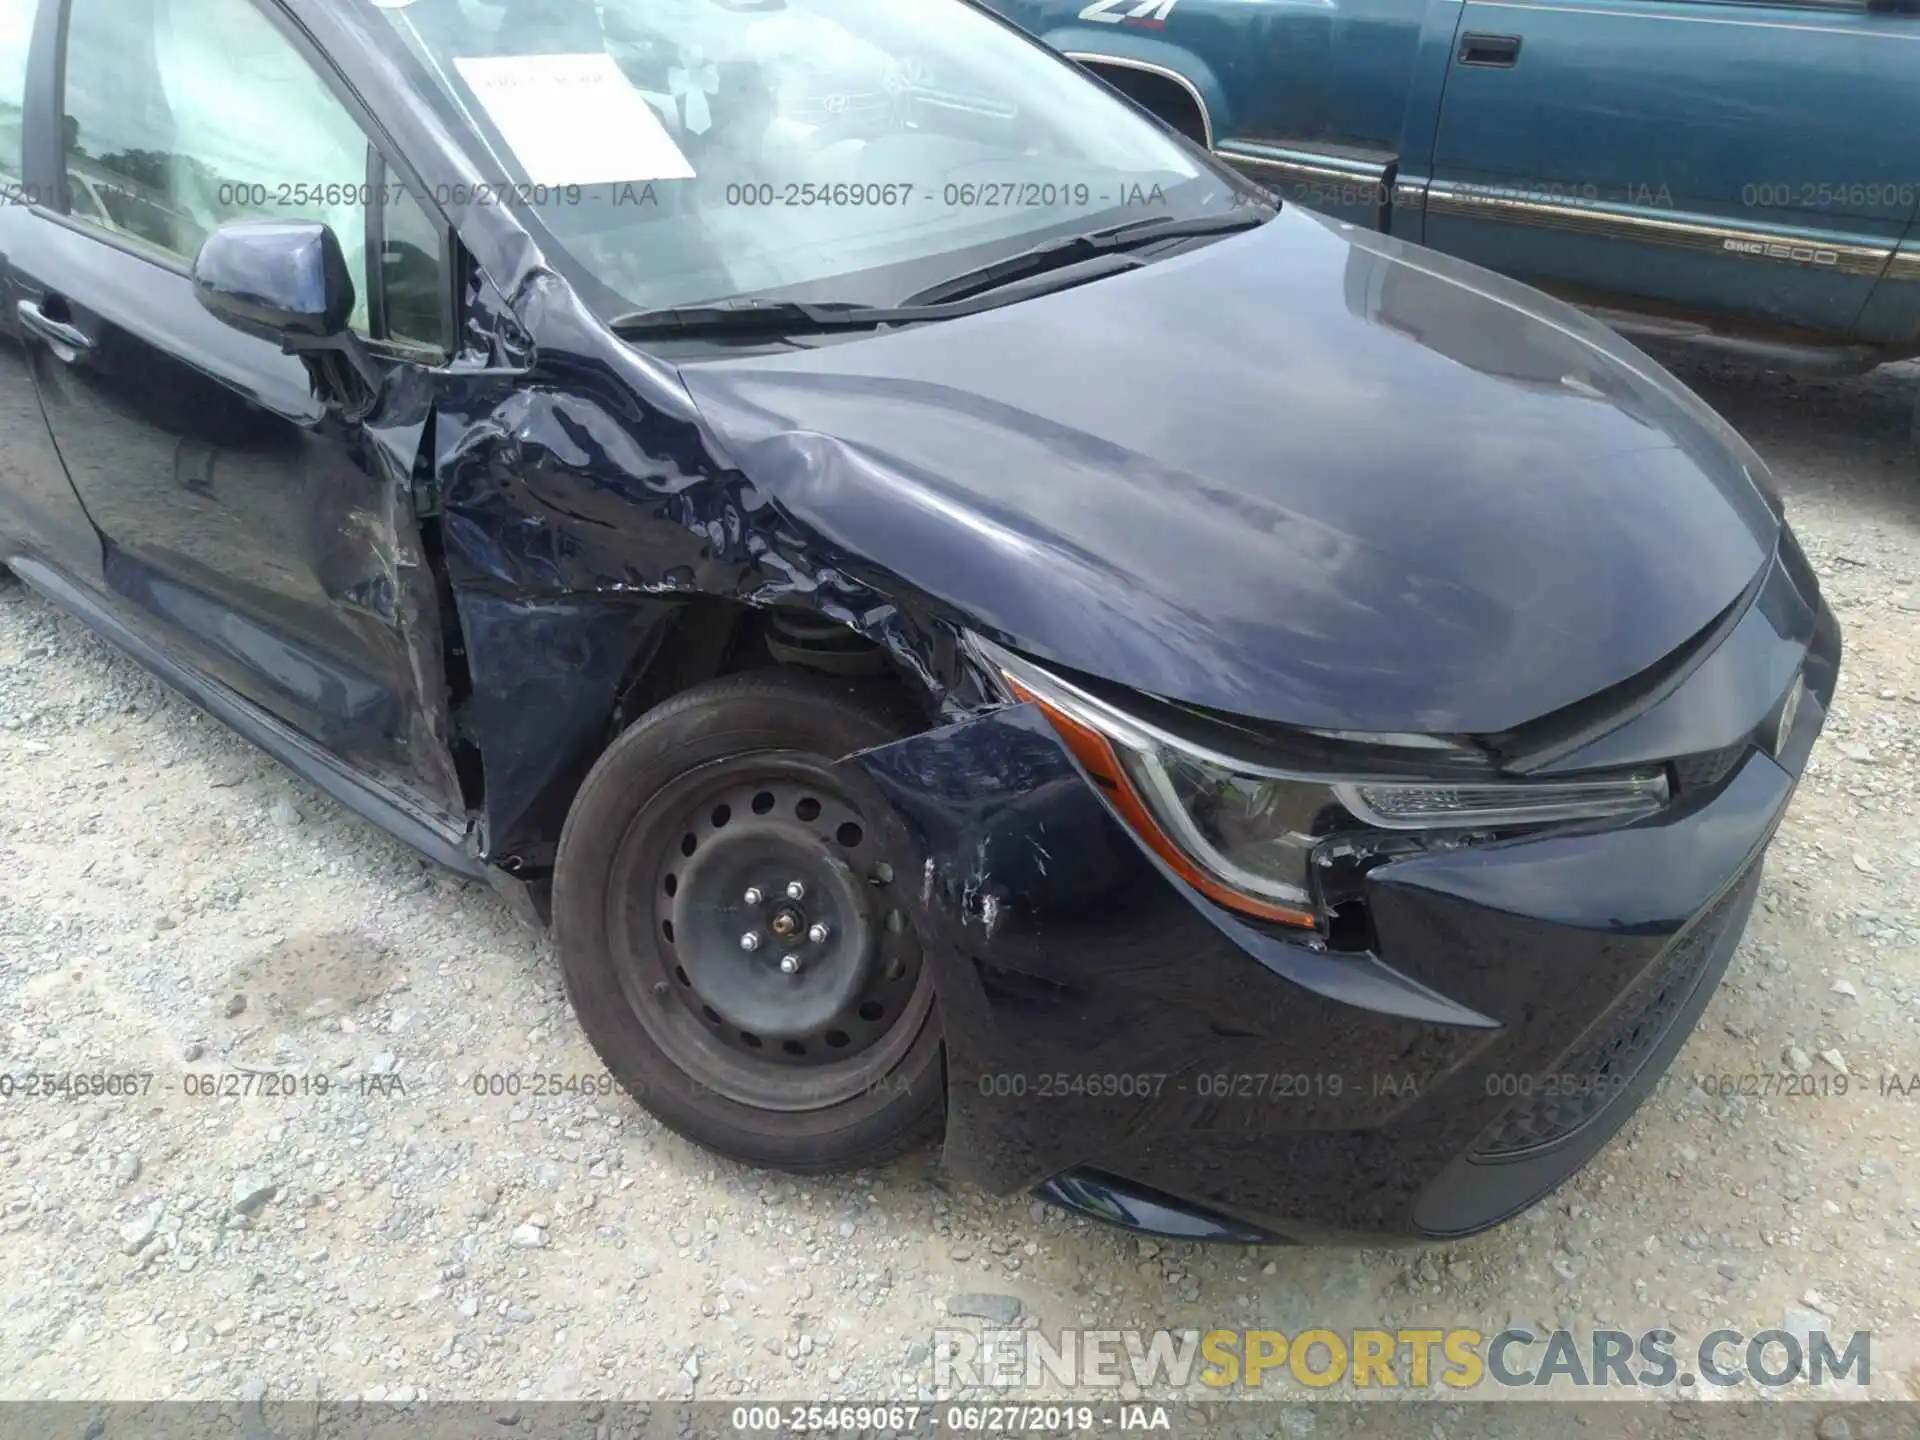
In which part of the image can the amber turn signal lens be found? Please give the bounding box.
[1008,678,1318,930]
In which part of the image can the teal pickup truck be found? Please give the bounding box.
[981,0,1920,378]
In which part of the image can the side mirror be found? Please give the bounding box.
[192,219,356,346]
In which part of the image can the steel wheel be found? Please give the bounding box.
[553,668,944,1171]
[608,756,931,1111]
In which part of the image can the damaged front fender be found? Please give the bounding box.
[423,284,992,873]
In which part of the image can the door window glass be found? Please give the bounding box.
[0,0,31,184]
[61,0,372,328]
[380,180,448,352]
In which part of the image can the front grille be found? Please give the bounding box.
[1469,867,1753,1159]
[1670,740,1750,794]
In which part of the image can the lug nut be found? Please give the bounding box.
[739,931,761,952]
[807,922,830,944]
[744,886,763,906]
[785,880,806,901]
[778,953,802,975]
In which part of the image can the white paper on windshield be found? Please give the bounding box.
[454,53,696,186]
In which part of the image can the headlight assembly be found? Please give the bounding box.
[968,634,1670,930]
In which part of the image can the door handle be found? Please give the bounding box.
[16,296,94,364]
[1459,32,1523,66]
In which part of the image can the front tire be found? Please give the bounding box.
[553,670,943,1171]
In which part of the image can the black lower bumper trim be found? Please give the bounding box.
[1411,862,1761,1238]
[1469,856,1759,1160]
[1036,1171,1281,1244]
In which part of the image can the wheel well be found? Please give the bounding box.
[608,597,938,740]
[425,536,940,885]
[1075,60,1210,147]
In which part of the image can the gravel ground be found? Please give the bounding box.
[0,354,1916,1417]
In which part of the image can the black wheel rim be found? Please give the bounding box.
[606,751,931,1112]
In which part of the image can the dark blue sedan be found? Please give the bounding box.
[0,0,1837,1242]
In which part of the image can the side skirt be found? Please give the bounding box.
[9,555,489,881]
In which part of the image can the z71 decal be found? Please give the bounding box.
[1079,0,1181,26]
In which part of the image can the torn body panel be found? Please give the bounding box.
[358,364,470,823]
[454,589,677,870]
[425,286,975,872]
[431,344,959,684]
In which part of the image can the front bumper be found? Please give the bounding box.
[849,539,1838,1242]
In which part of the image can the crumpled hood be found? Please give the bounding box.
[678,207,1778,734]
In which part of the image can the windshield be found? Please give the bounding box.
[372,0,1249,315]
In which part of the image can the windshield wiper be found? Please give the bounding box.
[608,208,1272,340]
[608,297,966,339]
[899,207,1272,308]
